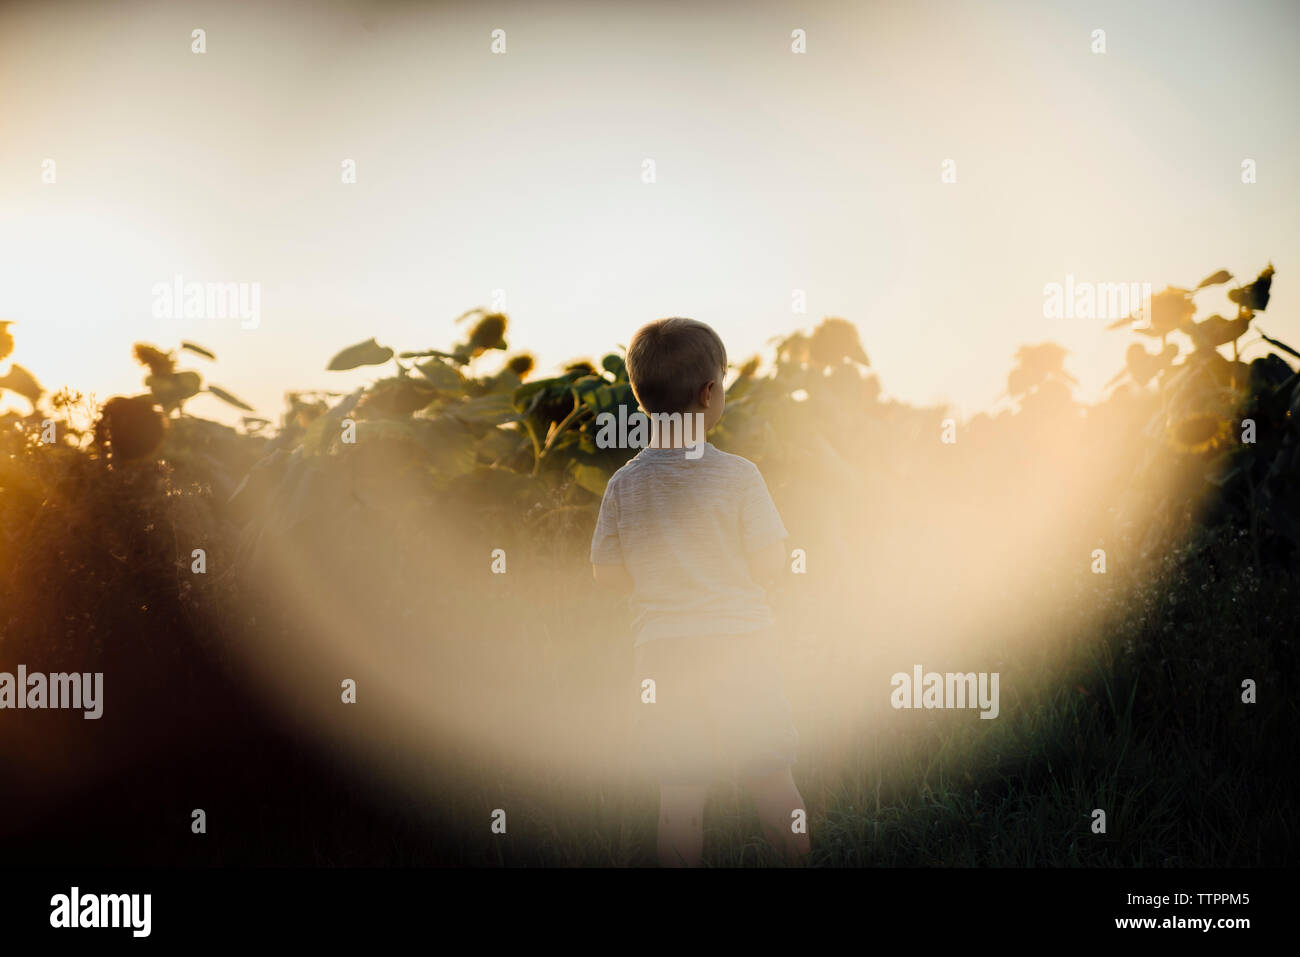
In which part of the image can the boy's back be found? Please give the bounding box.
[589,315,808,866]
[591,442,788,646]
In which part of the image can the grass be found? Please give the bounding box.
[1,418,1297,869]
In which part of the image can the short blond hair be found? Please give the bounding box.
[625,317,727,414]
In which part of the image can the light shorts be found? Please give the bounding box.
[631,627,800,785]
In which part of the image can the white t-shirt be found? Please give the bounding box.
[590,442,788,646]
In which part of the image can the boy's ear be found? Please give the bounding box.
[698,376,718,407]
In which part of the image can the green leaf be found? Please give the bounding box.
[548,430,582,454]
[146,371,202,409]
[414,358,467,392]
[513,376,570,414]
[601,353,627,381]
[207,384,254,411]
[0,363,44,403]
[479,369,523,395]
[583,382,635,415]
[1258,329,1300,362]
[609,382,635,409]
[584,384,618,414]
[400,349,462,361]
[512,380,548,412]
[329,386,365,419]
[1195,269,1233,290]
[571,374,603,405]
[416,417,479,478]
[181,341,217,361]
[581,384,608,413]
[476,426,527,466]
[327,338,394,371]
[568,460,611,496]
[300,408,344,455]
[450,392,522,425]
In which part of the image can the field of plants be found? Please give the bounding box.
[1,264,1296,866]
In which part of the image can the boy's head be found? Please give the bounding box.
[625,317,728,426]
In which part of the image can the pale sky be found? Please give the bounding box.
[2,0,1298,424]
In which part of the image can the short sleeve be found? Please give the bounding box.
[740,466,788,554]
[590,480,623,565]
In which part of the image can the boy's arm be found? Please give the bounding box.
[590,479,633,592]
[741,465,789,587]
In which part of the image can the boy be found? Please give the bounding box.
[590,317,809,867]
